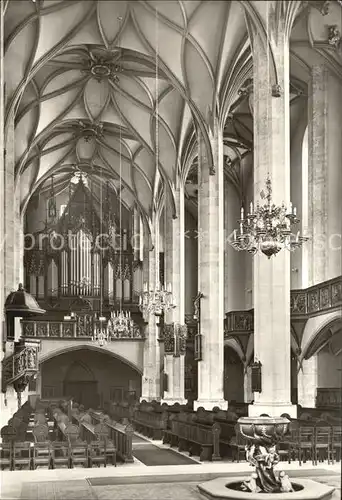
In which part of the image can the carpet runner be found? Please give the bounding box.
[131,434,199,466]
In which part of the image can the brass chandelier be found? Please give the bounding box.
[230,176,308,258]
[107,310,135,338]
[139,282,175,316]
[92,316,109,346]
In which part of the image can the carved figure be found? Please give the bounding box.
[242,472,261,493]
[332,283,342,303]
[238,416,295,494]
[279,471,293,492]
[320,288,329,308]
[309,292,319,311]
[27,348,36,369]
[328,25,341,48]
[244,443,282,493]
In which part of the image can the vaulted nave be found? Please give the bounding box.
[1,1,341,499]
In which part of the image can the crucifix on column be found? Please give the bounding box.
[193,292,203,361]
[193,292,203,322]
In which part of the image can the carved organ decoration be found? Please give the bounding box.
[24,179,141,305]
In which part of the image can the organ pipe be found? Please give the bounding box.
[47,259,58,296]
[61,251,67,295]
[123,229,127,251]
[38,276,44,298]
[124,278,130,301]
[133,265,142,300]
[116,278,122,300]
[103,263,108,296]
[29,275,37,296]
[108,262,114,298]
[26,204,137,303]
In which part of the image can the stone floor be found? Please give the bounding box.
[2,462,340,500]
[1,437,340,500]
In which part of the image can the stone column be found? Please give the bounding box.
[140,216,161,402]
[3,114,21,298]
[161,187,187,405]
[248,16,296,418]
[224,180,246,312]
[194,128,227,411]
[244,365,253,404]
[308,64,342,284]
[297,65,342,404]
[298,356,318,408]
[0,5,4,347]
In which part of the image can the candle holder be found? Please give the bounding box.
[139,282,175,316]
[230,175,308,258]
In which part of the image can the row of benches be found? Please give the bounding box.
[122,401,340,462]
[70,410,134,463]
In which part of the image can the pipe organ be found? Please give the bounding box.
[24,180,143,306]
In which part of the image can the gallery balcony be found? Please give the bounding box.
[225,275,341,337]
[21,319,145,340]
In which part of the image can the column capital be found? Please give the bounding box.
[243,1,301,42]
[196,117,224,176]
[243,1,298,100]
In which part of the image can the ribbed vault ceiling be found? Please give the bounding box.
[4,0,341,224]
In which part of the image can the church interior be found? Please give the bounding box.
[0,1,341,499]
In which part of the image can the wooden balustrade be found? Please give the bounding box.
[291,275,342,316]
[21,319,144,340]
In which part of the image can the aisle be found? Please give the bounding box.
[131,434,199,466]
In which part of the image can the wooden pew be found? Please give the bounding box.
[132,409,168,439]
[108,402,134,424]
[88,411,134,463]
[195,409,237,455]
[163,418,221,461]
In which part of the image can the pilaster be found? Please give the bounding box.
[194,127,227,411]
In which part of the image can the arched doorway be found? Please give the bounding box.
[64,361,98,408]
[41,348,142,408]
